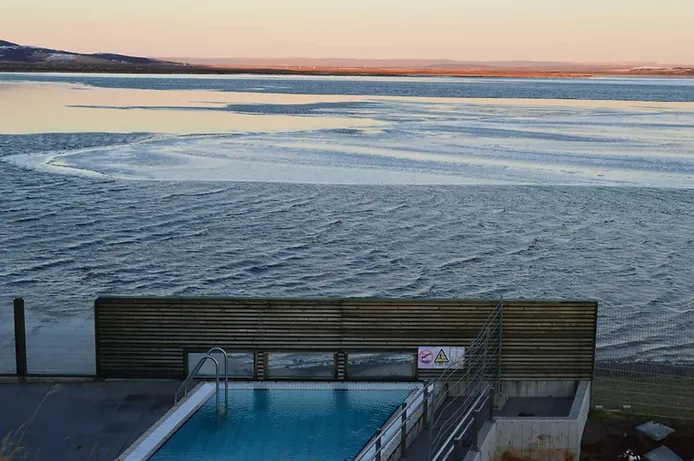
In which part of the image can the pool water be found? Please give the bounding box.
[150,389,412,461]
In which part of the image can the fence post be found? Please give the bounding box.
[423,385,429,427]
[472,410,480,451]
[453,436,463,460]
[14,298,27,378]
[400,402,407,456]
[374,428,382,461]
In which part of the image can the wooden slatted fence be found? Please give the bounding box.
[94,297,597,380]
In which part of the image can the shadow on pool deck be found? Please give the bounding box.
[0,380,180,461]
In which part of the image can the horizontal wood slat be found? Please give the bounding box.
[94,297,597,380]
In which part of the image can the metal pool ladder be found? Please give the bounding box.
[174,346,229,417]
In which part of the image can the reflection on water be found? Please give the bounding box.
[0,82,382,135]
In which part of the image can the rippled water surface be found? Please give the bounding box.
[1,73,693,373]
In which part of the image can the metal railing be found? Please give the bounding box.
[430,385,492,461]
[174,346,230,416]
[428,300,502,461]
[353,300,501,461]
[352,383,434,461]
[353,383,493,461]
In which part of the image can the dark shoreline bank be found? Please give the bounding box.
[2,62,693,79]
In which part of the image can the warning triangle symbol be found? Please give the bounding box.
[434,349,449,365]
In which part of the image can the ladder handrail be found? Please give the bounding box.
[175,354,221,414]
[174,347,231,418]
[206,347,229,409]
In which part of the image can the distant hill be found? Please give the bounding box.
[158,56,693,77]
[167,56,675,70]
[0,39,176,66]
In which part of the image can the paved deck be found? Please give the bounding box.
[0,380,180,461]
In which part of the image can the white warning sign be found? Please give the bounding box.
[417,346,465,369]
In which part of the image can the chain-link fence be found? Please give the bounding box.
[592,307,694,420]
[593,361,694,420]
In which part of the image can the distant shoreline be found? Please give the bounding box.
[1,62,693,79]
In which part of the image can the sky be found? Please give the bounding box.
[2,0,693,64]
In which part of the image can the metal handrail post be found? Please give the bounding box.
[428,385,435,461]
[472,409,480,451]
[400,402,407,457]
[374,428,382,461]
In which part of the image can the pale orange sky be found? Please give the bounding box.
[2,0,693,64]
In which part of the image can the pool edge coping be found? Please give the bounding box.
[116,382,215,461]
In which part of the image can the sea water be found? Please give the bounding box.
[1,73,693,374]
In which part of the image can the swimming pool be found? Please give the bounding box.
[138,383,415,461]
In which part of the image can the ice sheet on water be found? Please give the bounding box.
[5,97,694,187]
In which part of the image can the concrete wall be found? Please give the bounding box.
[463,421,497,461]
[494,381,590,461]
[501,381,578,398]
[571,381,590,452]
[442,379,576,402]
[465,381,591,461]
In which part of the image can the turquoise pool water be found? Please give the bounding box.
[150,389,411,461]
